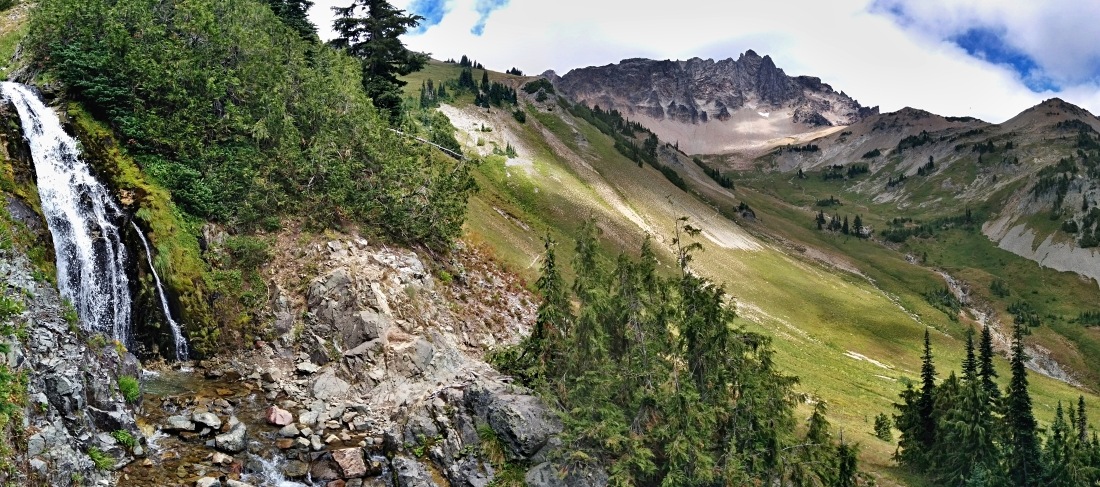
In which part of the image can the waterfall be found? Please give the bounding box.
[1,82,132,343]
[132,222,189,361]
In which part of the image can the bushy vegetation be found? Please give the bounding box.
[861,148,881,159]
[890,326,1100,486]
[521,78,555,95]
[693,157,734,190]
[117,376,139,403]
[896,130,932,152]
[492,221,862,485]
[26,0,474,247]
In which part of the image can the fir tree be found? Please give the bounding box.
[1005,323,1043,485]
[918,329,938,458]
[962,328,977,382]
[331,0,428,120]
[978,325,1000,401]
[262,0,318,40]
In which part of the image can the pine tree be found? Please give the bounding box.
[934,378,1000,486]
[918,329,938,459]
[480,70,490,93]
[262,0,318,40]
[962,328,977,382]
[978,325,1000,401]
[1005,322,1043,485]
[1042,401,1070,486]
[331,0,428,120]
[1077,395,1089,443]
[853,214,863,237]
[842,215,850,235]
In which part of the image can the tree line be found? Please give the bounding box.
[892,324,1100,486]
[493,220,866,486]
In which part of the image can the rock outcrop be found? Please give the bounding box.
[0,233,144,485]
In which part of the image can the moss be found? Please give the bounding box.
[65,103,218,356]
[86,446,113,470]
[116,375,139,403]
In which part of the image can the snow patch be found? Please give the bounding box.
[844,351,893,370]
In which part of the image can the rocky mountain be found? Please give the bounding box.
[556,50,878,153]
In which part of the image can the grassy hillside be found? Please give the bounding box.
[404,67,1100,484]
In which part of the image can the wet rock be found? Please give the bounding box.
[215,421,248,453]
[332,447,367,478]
[266,406,294,426]
[283,459,310,479]
[193,411,223,430]
[275,438,296,449]
[279,424,300,438]
[211,452,233,465]
[196,477,221,487]
[310,458,342,481]
[225,480,254,487]
[166,415,197,432]
[310,434,324,451]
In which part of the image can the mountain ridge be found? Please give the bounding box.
[555,50,879,153]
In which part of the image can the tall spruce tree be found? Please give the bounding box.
[331,0,428,120]
[917,329,938,460]
[1005,322,1042,485]
[978,325,1000,401]
[962,328,977,382]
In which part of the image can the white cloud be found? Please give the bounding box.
[309,0,1100,123]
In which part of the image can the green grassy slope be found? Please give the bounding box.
[407,72,1100,484]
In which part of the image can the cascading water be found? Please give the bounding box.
[1,82,132,343]
[132,221,189,361]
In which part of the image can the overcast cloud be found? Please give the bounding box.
[309,0,1100,123]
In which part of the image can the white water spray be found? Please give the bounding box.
[2,82,132,342]
[132,222,189,361]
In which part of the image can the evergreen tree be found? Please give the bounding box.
[978,325,1000,401]
[918,329,938,459]
[934,378,1000,486]
[853,214,863,237]
[962,328,977,382]
[262,0,318,40]
[331,0,428,120]
[1077,395,1089,443]
[1042,402,1070,486]
[1005,323,1043,485]
[481,70,491,93]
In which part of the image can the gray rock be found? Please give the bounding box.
[486,394,560,459]
[166,415,197,432]
[225,480,254,487]
[196,477,221,487]
[312,372,350,400]
[393,455,441,487]
[214,422,247,453]
[192,411,223,430]
[525,462,608,487]
[278,424,300,438]
[297,361,320,375]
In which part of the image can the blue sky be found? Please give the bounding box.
[309,0,1100,122]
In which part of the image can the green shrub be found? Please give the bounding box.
[117,376,139,403]
[873,413,893,441]
[87,446,113,470]
[110,430,136,449]
[512,109,526,124]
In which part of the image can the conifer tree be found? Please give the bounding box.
[1005,322,1042,485]
[978,325,1000,401]
[934,377,1000,486]
[962,328,977,382]
[917,329,938,459]
[331,0,428,119]
[262,0,318,40]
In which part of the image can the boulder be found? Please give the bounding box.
[279,424,300,438]
[486,394,561,459]
[266,406,294,426]
[310,458,342,481]
[165,415,196,432]
[312,373,350,401]
[214,422,247,453]
[283,459,310,479]
[196,478,221,487]
[525,462,608,487]
[392,455,440,487]
[332,447,367,478]
[193,411,223,430]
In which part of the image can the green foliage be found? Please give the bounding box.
[873,412,893,441]
[693,157,734,189]
[86,446,113,470]
[521,78,555,95]
[60,299,77,327]
[0,295,21,323]
[331,0,428,120]
[924,286,962,321]
[862,148,882,159]
[989,278,1010,298]
[28,0,473,249]
[261,0,317,41]
[117,376,139,403]
[511,108,526,124]
[494,221,857,485]
[110,430,136,449]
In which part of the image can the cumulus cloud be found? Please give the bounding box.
[308,0,1100,123]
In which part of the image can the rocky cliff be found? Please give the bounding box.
[557,50,878,153]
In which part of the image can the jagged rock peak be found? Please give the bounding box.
[557,49,874,128]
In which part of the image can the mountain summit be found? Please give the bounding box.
[557,50,878,153]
